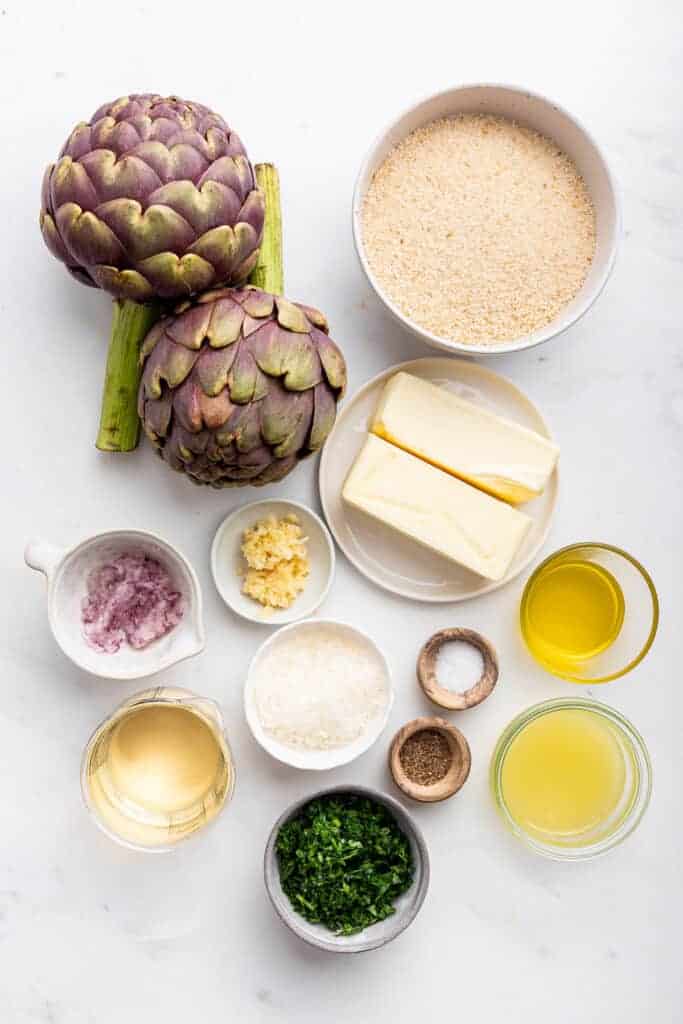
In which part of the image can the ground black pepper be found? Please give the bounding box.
[399,729,452,786]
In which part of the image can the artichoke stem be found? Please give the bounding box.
[249,163,284,297]
[96,299,162,452]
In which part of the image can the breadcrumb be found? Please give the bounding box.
[361,114,596,345]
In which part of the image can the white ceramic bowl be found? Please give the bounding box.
[353,83,620,355]
[244,619,393,770]
[211,499,335,626]
[264,785,430,953]
[25,530,204,680]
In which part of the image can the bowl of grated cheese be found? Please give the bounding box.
[244,618,393,770]
[353,83,620,355]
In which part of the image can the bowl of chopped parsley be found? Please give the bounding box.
[264,786,430,952]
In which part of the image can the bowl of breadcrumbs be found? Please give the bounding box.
[354,84,620,354]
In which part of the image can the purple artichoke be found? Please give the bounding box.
[138,287,347,487]
[40,93,264,301]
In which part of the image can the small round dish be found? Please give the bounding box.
[319,357,558,603]
[24,530,204,680]
[211,499,335,626]
[490,698,652,860]
[244,619,393,770]
[520,542,659,684]
[264,785,430,953]
[353,83,620,356]
[389,717,471,803]
[417,628,498,710]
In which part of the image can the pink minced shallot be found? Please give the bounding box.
[81,553,184,653]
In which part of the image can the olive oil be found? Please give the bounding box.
[521,558,625,671]
[84,701,231,849]
[500,707,629,845]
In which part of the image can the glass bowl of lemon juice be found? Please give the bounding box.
[490,698,651,860]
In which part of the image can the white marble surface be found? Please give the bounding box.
[2,1,680,1020]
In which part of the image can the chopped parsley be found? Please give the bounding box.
[275,794,414,935]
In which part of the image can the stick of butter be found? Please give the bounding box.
[371,372,559,505]
[342,434,532,581]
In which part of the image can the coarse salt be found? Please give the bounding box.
[253,625,389,750]
[436,640,484,694]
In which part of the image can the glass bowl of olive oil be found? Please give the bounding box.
[81,687,234,852]
[520,542,659,683]
[490,698,651,860]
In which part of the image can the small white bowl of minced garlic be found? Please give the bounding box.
[211,499,335,625]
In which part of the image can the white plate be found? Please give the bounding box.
[319,358,558,603]
[211,499,335,625]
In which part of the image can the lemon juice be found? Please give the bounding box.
[499,707,630,846]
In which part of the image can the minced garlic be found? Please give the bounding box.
[240,514,310,610]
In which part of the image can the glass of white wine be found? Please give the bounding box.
[81,687,234,852]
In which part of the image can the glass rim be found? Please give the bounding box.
[520,541,659,683]
[490,697,652,861]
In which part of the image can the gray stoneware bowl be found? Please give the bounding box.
[263,785,430,953]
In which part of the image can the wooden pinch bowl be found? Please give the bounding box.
[417,627,498,711]
[389,717,471,803]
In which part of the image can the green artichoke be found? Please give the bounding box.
[40,93,264,300]
[138,287,347,487]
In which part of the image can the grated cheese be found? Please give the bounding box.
[253,624,389,750]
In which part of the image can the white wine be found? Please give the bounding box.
[83,694,232,849]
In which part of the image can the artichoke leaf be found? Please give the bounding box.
[196,389,234,431]
[311,328,347,393]
[128,140,205,186]
[141,334,198,398]
[227,346,267,404]
[139,319,166,360]
[147,179,241,235]
[241,314,263,337]
[199,155,250,198]
[166,303,212,349]
[135,251,215,299]
[260,382,313,449]
[230,249,259,286]
[40,212,72,264]
[206,296,244,347]
[236,190,266,244]
[220,402,261,453]
[195,344,238,396]
[250,323,321,392]
[139,389,172,439]
[308,382,338,451]
[275,296,310,333]
[172,377,208,433]
[49,156,99,212]
[189,224,239,281]
[296,303,328,331]
[91,265,154,302]
[241,287,274,319]
[56,203,126,267]
[96,199,195,260]
[80,150,163,202]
